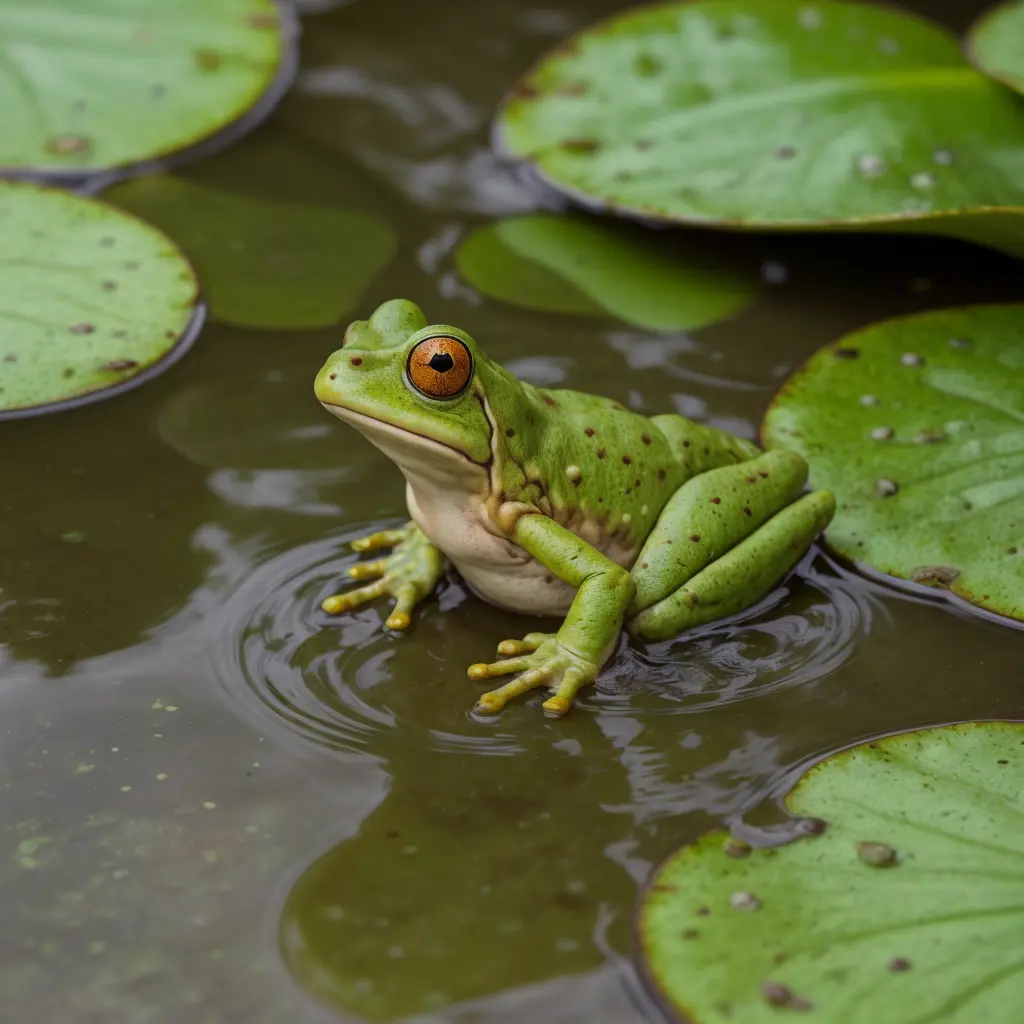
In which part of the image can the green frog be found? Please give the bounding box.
[314,299,835,717]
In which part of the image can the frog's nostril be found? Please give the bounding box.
[329,373,337,380]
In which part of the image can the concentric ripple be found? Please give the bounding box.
[214,527,875,759]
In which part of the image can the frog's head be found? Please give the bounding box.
[314,299,494,474]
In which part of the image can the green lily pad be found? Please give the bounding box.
[638,721,1024,1023]
[761,304,1024,624]
[0,0,293,181]
[968,1,1024,95]
[455,215,758,331]
[104,138,396,330]
[495,0,1024,259]
[0,181,201,419]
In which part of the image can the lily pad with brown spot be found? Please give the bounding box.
[0,0,295,182]
[762,304,1024,625]
[495,0,1024,259]
[454,214,759,331]
[638,721,1024,1023]
[0,181,201,420]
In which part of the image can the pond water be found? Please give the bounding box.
[2,0,1021,1021]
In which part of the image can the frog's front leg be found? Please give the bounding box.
[626,450,835,641]
[468,515,634,716]
[321,522,444,630]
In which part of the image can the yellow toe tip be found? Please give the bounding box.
[321,597,345,615]
[542,697,571,717]
[496,640,519,656]
[385,612,410,630]
[467,663,490,680]
[474,697,503,714]
[351,539,370,552]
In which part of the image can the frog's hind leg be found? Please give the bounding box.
[626,450,834,642]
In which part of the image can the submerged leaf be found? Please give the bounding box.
[105,139,396,330]
[0,0,293,180]
[639,721,1024,1023]
[496,0,1024,259]
[762,304,1024,624]
[455,215,759,331]
[0,182,200,419]
[969,0,1024,95]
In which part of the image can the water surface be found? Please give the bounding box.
[2,0,1021,1020]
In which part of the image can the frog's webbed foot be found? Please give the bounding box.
[468,633,598,717]
[321,523,444,631]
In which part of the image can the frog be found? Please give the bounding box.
[314,299,835,717]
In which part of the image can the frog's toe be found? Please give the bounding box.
[541,695,571,717]
[467,655,534,680]
[541,666,589,717]
[321,580,388,615]
[348,559,388,580]
[495,632,551,656]
[474,666,555,715]
[384,584,419,631]
[350,528,408,553]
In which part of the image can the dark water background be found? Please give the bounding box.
[2,0,1021,1020]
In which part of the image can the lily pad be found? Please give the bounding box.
[762,304,1024,624]
[495,0,1024,259]
[0,181,201,419]
[104,139,396,330]
[638,721,1024,1023]
[0,0,294,181]
[455,215,758,331]
[968,1,1024,95]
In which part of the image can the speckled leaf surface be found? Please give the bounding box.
[969,1,1024,95]
[639,721,1024,1024]
[455,215,758,331]
[495,0,1024,259]
[105,151,396,330]
[0,182,200,418]
[0,0,290,179]
[761,304,1024,623]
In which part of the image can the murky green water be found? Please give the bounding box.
[2,0,1021,1020]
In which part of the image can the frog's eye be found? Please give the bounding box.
[406,335,473,399]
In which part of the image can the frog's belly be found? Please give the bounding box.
[451,556,577,618]
[405,484,577,617]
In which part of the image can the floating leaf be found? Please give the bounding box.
[638,721,1024,1023]
[968,0,1024,95]
[761,304,1024,624]
[0,181,201,419]
[495,0,1024,259]
[455,215,758,331]
[105,138,396,330]
[0,0,293,181]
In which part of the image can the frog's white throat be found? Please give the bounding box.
[323,401,580,617]
[321,404,491,497]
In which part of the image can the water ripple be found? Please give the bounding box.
[214,529,872,760]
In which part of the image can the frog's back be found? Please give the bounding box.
[496,384,760,557]
[648,413,761,472]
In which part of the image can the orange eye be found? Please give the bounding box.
[406,335,473,399]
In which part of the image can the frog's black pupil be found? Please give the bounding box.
[428,352,455,373]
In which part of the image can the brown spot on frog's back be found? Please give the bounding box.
[584,427,595,437]
[597,448,606,459]
[542,394,558,407]
[641,433,651,445]
[622,455,632,465]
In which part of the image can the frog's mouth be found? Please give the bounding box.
[320,402,492,478]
